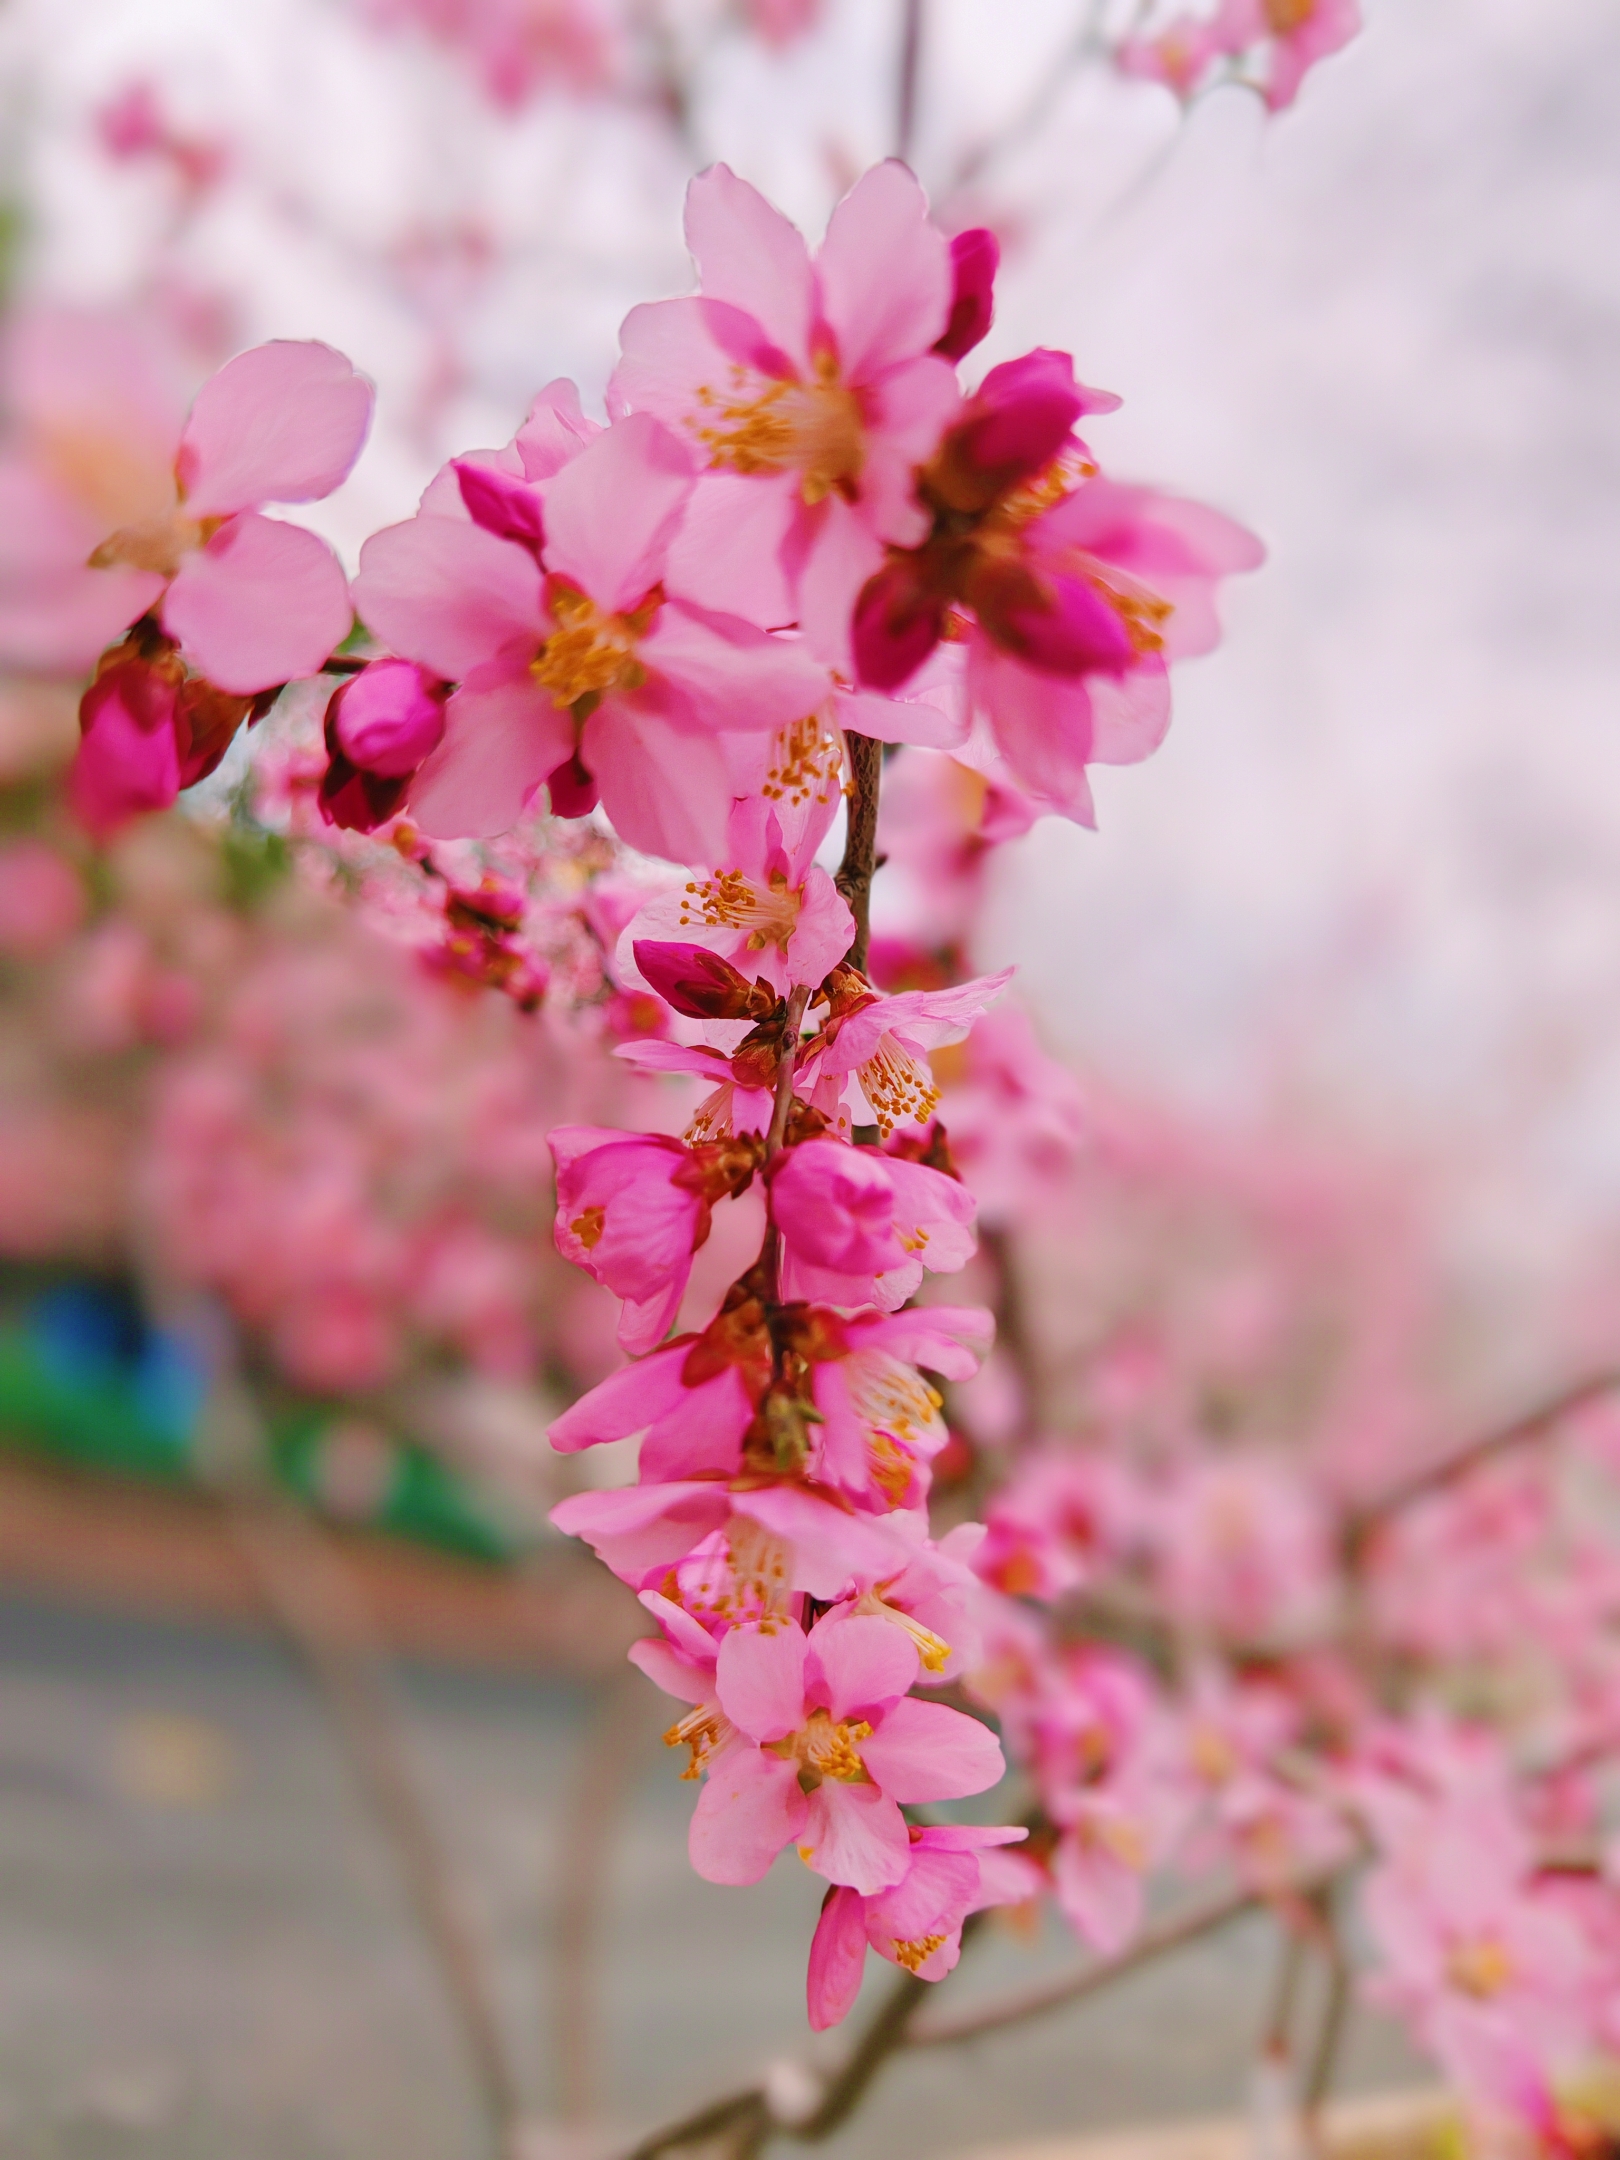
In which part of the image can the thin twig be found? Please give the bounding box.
[1348,1371,1620,1551]
[906,1864,1348,2052]
[835,732,883,976]
[1301,1890,1350,2126]
[227,1493,526,2155]
[896,0,924,163]
[554,1670,655,2124]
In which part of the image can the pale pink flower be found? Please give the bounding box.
[82,340,373,695]
[939,1003,1087,1225]
[362,0,621,108]
[1215,0,1362,110]
[620,793,854,996]
[800,964,1012,1137]
[0,840,85,957]
[1152,1453,1337,1644]
[355,412,828,864]
[611,162,963,671]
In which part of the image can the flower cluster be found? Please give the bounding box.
[1117,0,1362,112]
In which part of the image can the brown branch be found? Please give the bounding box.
[835,732,882,976]
[227,1493,527,2156]
[1348,1370,1620,1551]
[554,1670,654,2124]
[905,1863,1348,2052]
[896,0,924,162]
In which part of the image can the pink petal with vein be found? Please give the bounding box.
[176,340,373,516]
[162,513,353,692]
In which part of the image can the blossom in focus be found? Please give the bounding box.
[768,1135,977,1310]
[611,162,964,672]
[807,1821,1035,2029]
[355,411,828,863]
[549,1123,763,1353]
[800,962,1012,1137]
[319,659,449,832]
[622,791,854,997]
[635,1609,1004,1892]
[854,353,1263,824]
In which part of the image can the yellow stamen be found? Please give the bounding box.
[761,713,844,814]
[689,355,865,507]
[680,866,799,952]
[1447,1938,1514,2000]
[859,1034,940,1138]
[663,1704,729,1780]
[854,1589,952,1675]
[89,507,219,577]
[532,586,652,709]
[569,1205,606,1250]
[771,1709,873,1785]
[1264,0,1316,30]
[890,1933,948,1973]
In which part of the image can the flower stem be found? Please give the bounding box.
[835,731,883,976]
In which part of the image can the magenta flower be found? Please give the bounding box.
[318,658,448,833]
[547,1297,992,1580]
[354,411,829,864]
[68,633,269,841]
[610,162,963,671]
[636,1610,1004,1892]
[84,339,373,695]
[549,1123,762,1354]
[807,1821,1034,2029]
[768,1136,976,1310]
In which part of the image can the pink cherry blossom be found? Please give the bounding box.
[768,1136,977,1309]
[611,161,963,672]
[799,963,1012,1137]
[87,340,373,696]
[637,1610,1004,1892]
[550,1123,762,1354]
[1216,0,1362,110]
[807,1821,1033,2030]
[620,792,853,996]
[319,658,449,832]
[354,412,829,863]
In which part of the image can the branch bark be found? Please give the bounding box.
[835,732,883,976]
[896,0,924,162]
[1348,1370,1620,1552]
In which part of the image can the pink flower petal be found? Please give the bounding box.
[807,1887,869,2031]
[176,340,373,517]
[627,1636,709,1703]
[795,494,886,675]
[663,470,798,627]
[514,378,601,479]
[689,1747,806,1885]
[684,163,815,377]
[801,1781,910,1894]
[816,162,951,384]
[859,1697,1005,1803]
[539,412,693,615]
[586,703,736,866]
[549,1482,730,1580]
[729,1486,912,1599]
[807,1614,918,1722]
[968,640,1098,825]
[640,603,829,735]
[408,664,573,839]
[354,515,545,681]
[548,1342,689,1452]
[716,1622,809,1742]
[68,661,180,838]
[161,512,353,693]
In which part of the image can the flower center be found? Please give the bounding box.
[771,1708,873,1787]
[690,357,865,507]
[570,1205,606,1250]
[1263,0,1317,30]
[532,585,654,710]
[663,1704,732,1780]
[89,506,219,578]
[681,867,800,952]
[1447,1938,1515,2000]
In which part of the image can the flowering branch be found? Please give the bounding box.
[1348,1369,1620,1551]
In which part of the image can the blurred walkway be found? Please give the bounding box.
[0,1594,1423,2160]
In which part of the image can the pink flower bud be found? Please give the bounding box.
[933,227,1000,363]
[328,658,447,777]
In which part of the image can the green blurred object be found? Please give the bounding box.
[0,1281,527,1564]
